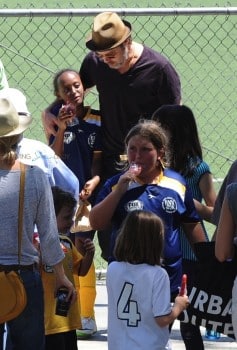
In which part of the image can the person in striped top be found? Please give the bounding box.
[152,104,216,350]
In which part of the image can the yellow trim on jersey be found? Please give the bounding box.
[83,106,101,127]
[159,175,186,200]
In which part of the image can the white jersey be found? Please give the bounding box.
[106,262,172,350]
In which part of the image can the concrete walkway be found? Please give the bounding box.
[77,283,236,350]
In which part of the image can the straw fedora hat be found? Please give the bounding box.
[0,97,32,138]
[86,12,132,52]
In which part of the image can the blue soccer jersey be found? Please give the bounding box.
[96,168,200,293]
[50,106,102,191]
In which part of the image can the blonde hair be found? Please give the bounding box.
[114,210,164,266]
[0,134,22,165]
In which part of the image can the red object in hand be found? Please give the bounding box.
[63,103,75,115]
[179,274,187,296]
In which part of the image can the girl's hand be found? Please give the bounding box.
[60,103,76,119]
[129,162,142,177]
[115,164,141,193]
[174,295,190,312]
[83,238,95,255]
[58,103,76,127]
[80,176,100,200]
[77,238,95,256]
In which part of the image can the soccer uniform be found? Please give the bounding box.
[107,261,171,350]
[96,168,200,293]
[50,106,101,194]
[41,235,83,335]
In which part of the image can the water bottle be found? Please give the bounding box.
[205,329,221,340]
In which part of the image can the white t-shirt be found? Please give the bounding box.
[106,261,172,350]
[17,137,79,200]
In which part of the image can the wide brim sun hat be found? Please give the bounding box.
[0,97,32,138]
[0,88,31,117]
[86,12,132,52]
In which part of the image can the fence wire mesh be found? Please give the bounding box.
[0,6,236,273]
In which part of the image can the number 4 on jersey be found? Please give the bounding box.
[117,282,141,327]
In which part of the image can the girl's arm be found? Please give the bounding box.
[89,170,134,230]
[91,151,102,178]
[77,239,95,276]
[182,222,207,251]
[195,172,216,222]
[215,195,235,262]
[50,126,65,158]
[80,151,102,200]
[155,295,189,327]
[89,188,124,230]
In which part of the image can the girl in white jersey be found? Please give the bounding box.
[106,210,189,350]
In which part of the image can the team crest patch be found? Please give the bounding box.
[125,200,144,212]
[64,131,75,144]
[88,132,96,148]
[162,197,177,213]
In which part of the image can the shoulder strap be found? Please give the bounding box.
[18,163,26,265]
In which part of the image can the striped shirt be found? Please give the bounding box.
[180,158,210,260]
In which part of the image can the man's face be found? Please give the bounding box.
[96,42,129,70]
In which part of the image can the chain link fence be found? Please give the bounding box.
[0,6,236,272]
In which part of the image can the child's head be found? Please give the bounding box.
[51,186,77,234]
[114,210,164,265]
[152,104,202,174]
[53,69,84,106]
[124,119,168,169]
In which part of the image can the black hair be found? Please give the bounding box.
[51,186,77,216]
[152,105,202,177]
[53,68,80,96]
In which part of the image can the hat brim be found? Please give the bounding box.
[1,114,32,137]
[86,20,132,52]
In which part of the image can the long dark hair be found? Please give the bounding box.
[152,105,202,177]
